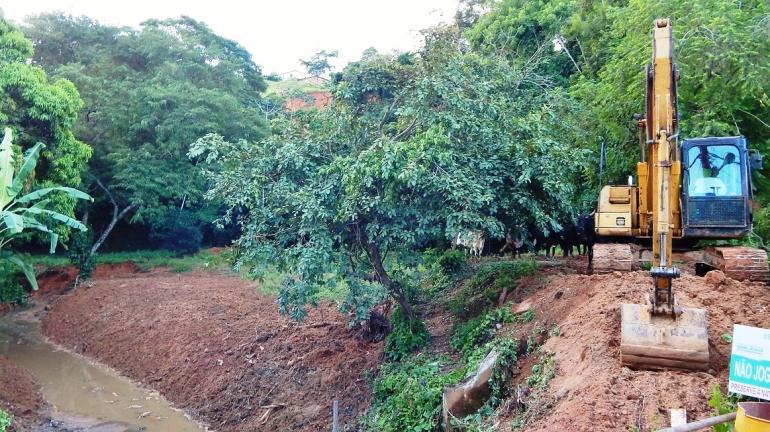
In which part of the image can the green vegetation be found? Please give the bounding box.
[708,385,737,432]
[384,306,430,361]
[0,409,10,432]
[448,260,537,319]
[362,354,465,432]
[22,13,269,258]
[0,262,26,305]
[32,249,232,273]
[0,128,91,290]
[0,19,91,233]
[510,353,557,431]
[450,306,513,359]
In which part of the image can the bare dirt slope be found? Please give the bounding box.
[499,268,770,431]
[0,356,46,431]
[41,269,382,432]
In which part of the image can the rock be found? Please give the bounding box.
[442,349,500,431]
[513,301,532,314]
[704,270,726,286]
[556,387,570,400]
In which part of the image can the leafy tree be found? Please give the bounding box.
[570,0,770,186]
[300,49,338,77]
[0,128,91,290]
[194,28,588,323]
[22,14,269,255]
[0,15,91,236]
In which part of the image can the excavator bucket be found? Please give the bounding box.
[620,303,709,371]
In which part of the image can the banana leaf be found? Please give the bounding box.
[15,186,92,204]
[0,128,14,208]
[6,142,44,201]
[0,251,37,291]
[21,207,87,231]
[1,211,23,233]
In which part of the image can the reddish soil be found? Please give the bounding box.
[0,356,46,431]
[497,267,770,431]
[40,270,383,432]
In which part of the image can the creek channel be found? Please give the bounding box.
[0,310,206,432]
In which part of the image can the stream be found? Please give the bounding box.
[0,312,206,432]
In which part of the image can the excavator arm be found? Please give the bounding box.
[619,19,710,371]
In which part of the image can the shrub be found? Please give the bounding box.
[448,259,537,319]
[384,306,430,361]
[68,228,95,279]
[450,306,515,359]
[362,354,465,432]
[0,409,11,432]
[0,263,27,305]
[434,249,467,276]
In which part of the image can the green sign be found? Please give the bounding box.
[729,324,770,400]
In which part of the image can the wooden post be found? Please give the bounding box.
[332,399,339,432]
[669,409,687,427]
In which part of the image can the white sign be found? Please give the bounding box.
[728,324,770,400]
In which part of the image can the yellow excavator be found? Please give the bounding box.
[593,19,769,371]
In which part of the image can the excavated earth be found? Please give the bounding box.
[39,267,383,432]
[0,356,46,431]
[496,263,770,431]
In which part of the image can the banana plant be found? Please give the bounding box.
[0,127,92,290]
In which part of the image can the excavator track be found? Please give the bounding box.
[591,243,636,273]
[700,246,769,282]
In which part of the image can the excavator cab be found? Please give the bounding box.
[681,136,756,239]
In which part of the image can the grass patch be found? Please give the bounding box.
[30,249,234,273]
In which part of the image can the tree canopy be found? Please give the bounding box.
[22,13,269,252]
[195,32,589,321]
[0,16,91,232]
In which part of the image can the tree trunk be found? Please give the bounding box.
[366,242,416,321]
[90,180,135,256]
[89,204,134,256]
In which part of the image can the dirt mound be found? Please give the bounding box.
[41,271,382,432]
[35,263,144,298]
[0,356,46,431]
[501,269,770,431]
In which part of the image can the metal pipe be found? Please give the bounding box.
[654,412,736,432]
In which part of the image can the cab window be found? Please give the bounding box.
[687,145,742,196]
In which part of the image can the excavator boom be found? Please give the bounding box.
[618,19,710,371]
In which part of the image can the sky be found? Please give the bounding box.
[3,0,460,76]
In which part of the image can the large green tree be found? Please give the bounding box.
[194,29,588,323]
[470,0,770,192]
[22,14,268,254]
[0,14,91,234]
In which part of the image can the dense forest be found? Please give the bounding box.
[0,0,768,430]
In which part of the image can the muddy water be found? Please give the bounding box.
[0,315,206,432]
